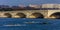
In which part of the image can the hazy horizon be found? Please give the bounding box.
[0,0,60,6]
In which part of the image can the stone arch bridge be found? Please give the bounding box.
[0,10,60,18]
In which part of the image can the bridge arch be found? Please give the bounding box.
[50,12,60,19]
[29,12,44,18]
[4,13,12,18]
[15,13,26,18]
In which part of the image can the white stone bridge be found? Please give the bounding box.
[0,10,60,19]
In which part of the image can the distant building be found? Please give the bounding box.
[42,4,54,8]
[0,5,10,8]
[29,4,41,8]
[19,5,26,8]
[42,4,60,8]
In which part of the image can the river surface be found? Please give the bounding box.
[0,18,60,30]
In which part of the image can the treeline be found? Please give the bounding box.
[0,6,59,11]
[0,6,41,11]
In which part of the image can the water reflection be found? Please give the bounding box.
[3,24,26,26]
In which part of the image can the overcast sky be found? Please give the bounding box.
[0,0,60,6]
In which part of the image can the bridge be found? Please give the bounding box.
[0,10,60,19]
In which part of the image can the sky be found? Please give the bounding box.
[0,0,60,6]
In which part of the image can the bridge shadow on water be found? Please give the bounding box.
[0,18,60,30]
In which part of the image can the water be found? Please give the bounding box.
[0,18,60,30]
